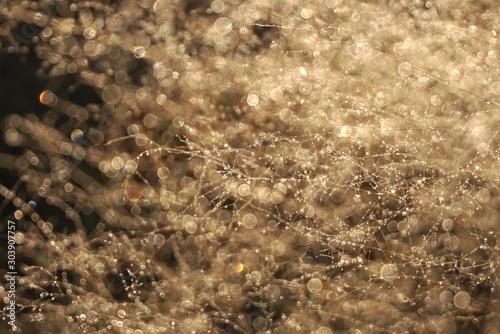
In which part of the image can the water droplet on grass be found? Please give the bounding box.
[185,221,198,234]
[133,46,146,58]
[476,188,490,203]
[398,62,413,77]
[380,264,398,281]
[439,291,453,304]
[253,317,268,330]
[449,202,462,216]
[157,167,169,179]
[242,213,257,228]
[453,291,471,308]
[307,278,322,292]
[247,93,259,106]
[442,219,454,231]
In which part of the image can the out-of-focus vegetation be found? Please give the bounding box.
[1,0,500,333]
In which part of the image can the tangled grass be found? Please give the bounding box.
[1,0,500,333]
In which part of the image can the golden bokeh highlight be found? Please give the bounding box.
[235,263,244,273]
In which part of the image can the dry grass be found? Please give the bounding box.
[1,0,500,333]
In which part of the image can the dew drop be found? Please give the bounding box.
[237,184,251,197]
[270,87,284,101]
[214,18,232,35]
[449,202,462,216]
[143,114,158,128]
[235,263,244,273]
[489,81,500,95]
[299,83,312,95]
[133,46,146,58]
[340,125,352,137]
[124,160,137,173]
[267,220,279,231]
[316,327,333,334]
[15,232,24,244]
[14,210,23,220]
[111,157,124,169]
[71,129,84,142]
[307,278,322,293]
[153,234,165,246]
[157,167,169,179]
[442,219,454,231]
[117,310,126,318]
[33,12,49,27]
[125,185,142,201]
[83,27,96,39]
[185,221,198,234]
[247,93,259,106]
[453,291,471,308]
[301,8,313,19]
[242,213,257,229]
[380,264,398,281]
[439,291,453,304]
[102,84,122,104]
[67,63,77,74]
[39,90,57,106]
[211,0,224,13]
[250,271,261,282]
[94,262,105,273]
[476,188,490,203]
[253,317,268,330]
[330,188,345,204]
[398,62,413,77]
[292,66,308,81]
[351,11,360,22]
[212,259,225,272]
[270,191,284,204]
[272,0,293,16]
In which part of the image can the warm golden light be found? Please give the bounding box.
[39,90,55,105]
[2,0,498,332]
[235,263,244,273]
[39,90,48,104]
